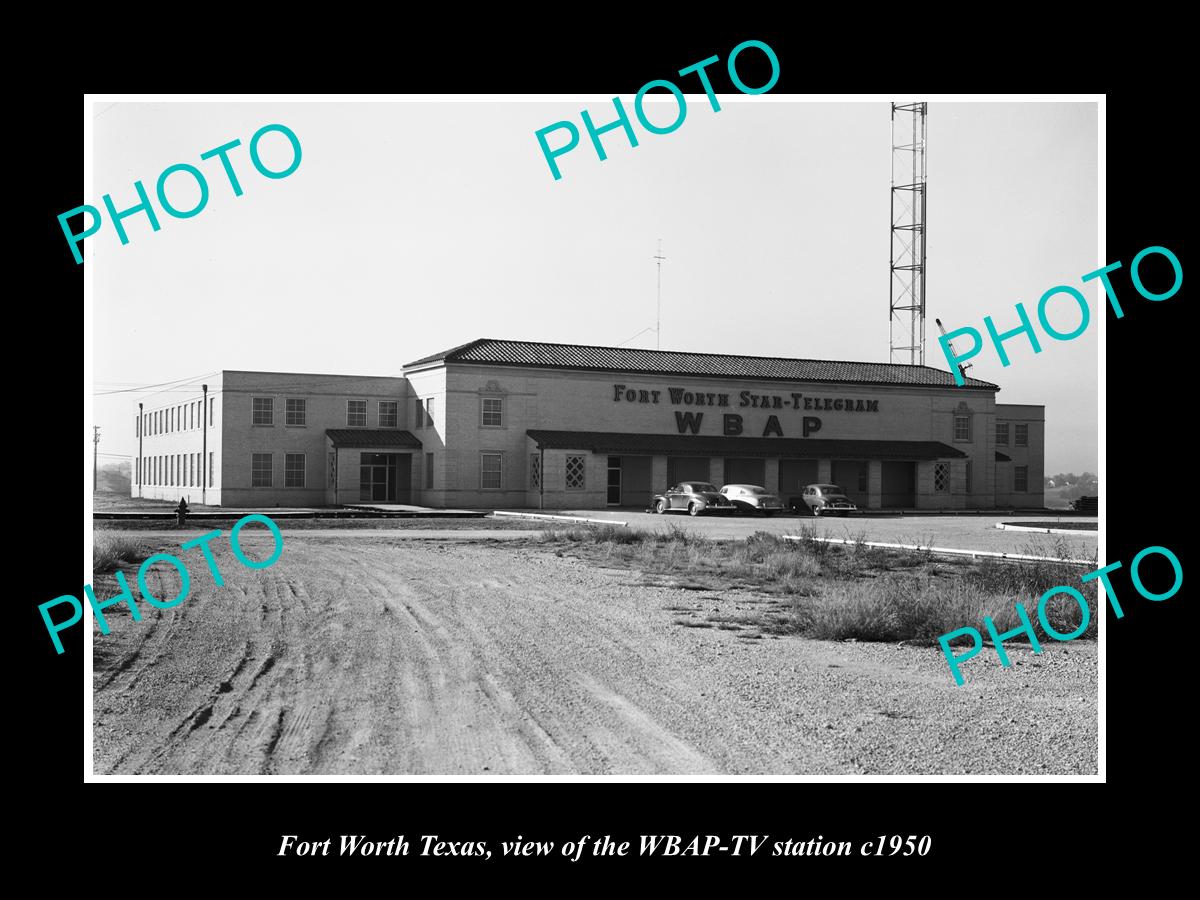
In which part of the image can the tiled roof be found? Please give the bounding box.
[527,430,967,460]
[406,338,997,390]
[325,429,422,448]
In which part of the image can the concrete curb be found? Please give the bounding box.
[782,534,1094,565]
[995,522,1098,536]
[493,511,628,526]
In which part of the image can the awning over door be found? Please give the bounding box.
[326,429,422,448]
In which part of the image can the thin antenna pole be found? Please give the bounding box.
[653,239,666,349]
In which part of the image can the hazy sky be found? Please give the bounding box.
[91,99,1098,473]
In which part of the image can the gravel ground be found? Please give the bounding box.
[92,536,1097,775]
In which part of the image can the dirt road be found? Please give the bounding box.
[93,535,1097,775]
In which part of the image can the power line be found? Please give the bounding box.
[93,371,219,396]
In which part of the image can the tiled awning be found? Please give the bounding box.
[526,430,966,460]
[326,429,422,449]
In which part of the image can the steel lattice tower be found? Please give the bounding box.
[889,102,927,365]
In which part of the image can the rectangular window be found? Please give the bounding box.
[188,403,192,430]
[285,398,307,427]
[530,454,541,489]
[996,422,1009,445]
[934,462,950,492]
[209,451,214,487]
[1015,424,1029,446]
[135,415,140,438]
[481,452,503,490]
[347,399,367,427]
[209,397,214,426]
[858,466,868,493]
[425,452,434,489]
[252,397,273,426]
[481,397,503,427]
[965,460,974,493]
[953,415,971,442]
[252,453,273,487]
[566,455,586,491]
[187,454,192,487]
[414,398,424,429]
[379,400,399,428]
[425,397,435,428]
[1014,465,1029,492]
[285,453,306,487]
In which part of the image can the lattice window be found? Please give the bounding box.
[566,455,586,490]
[934,462,950,492]
[530,454,541,489]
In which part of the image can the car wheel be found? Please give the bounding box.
[655,499,667,515]
[812,506,821,517]
[688,502,701,517]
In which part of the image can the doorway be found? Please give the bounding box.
[358,452,412,503]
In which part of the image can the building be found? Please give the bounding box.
[131,338,1045,510]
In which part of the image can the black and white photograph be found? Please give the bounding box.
[80,93,1102,778]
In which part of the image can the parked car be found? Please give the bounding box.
[720,484,784,516]
[800,483,858,516]
[650,482,736,516]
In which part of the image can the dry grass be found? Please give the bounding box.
[537,524,1098,645]
[94,531,148,573]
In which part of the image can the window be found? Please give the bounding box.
[209,451,214,487]
[379,401,398,428]
[209,397,214,426]
[286,398,307,427]
[188,454,193,487]
[328,451,337,487]
[857,466,868,493]
[135,415,140,438]
[481,397,503,427]
[1014,465,1029,492]
[996,422,1009,445]
[530,454,541,489]
[285,453,306,487]
[347,399,367,427]
[252,453,273,487]
[414,398,424,429]
[481,453,503,490]
[566,455,586,491]
[425,397,435,428]
[965,460,974,493]
[934,462,950,492]
[1015,424,1029,446]
[425,452,434,489]
[953,414,971,442]
[252,397,273,426]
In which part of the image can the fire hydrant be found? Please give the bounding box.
[176,497,189,528]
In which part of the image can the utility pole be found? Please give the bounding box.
[137,402,143,498]
[201,385,208,505]
[93,426,100,491]
[653,239,666,349]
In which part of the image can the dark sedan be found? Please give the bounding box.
[800,483,858,516]
[650,482,737,516]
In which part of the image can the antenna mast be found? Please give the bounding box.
[653,239,666,349]
[889,102,927,365]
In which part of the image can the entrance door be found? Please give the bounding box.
[881,461,916,507]
[832,460,869,508]
[668,457,710,485]
[359,452,412,503]
[779,459,819,501]
[607,456,621,506]
[724,458,765,486]
[619,456,653,507]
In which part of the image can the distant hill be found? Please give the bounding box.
[97,461,130,494]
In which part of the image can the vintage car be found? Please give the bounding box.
[719,484,784,516]
[650,481,737,516]
[800,483,858,516]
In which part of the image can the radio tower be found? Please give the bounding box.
[653,238,666,349]
[889,102,927,365]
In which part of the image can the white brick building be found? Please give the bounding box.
[131,339,1044,510]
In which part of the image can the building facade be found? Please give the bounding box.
[132,339,1045,510]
